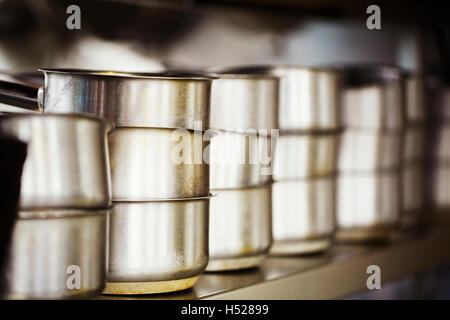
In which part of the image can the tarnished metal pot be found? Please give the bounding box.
[109,127,210,200]
[104,198,209,295]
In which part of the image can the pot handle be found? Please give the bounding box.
[0,74,42,113]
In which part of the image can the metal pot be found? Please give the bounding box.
[0,69,212,131]
[214,65,341,131]
[404,125,425,164]
[401,164,424,229]
[210,73,278,132]
[336,171,401,242]
[5,209,108,299]
[104,198,209,295]
[271,178,335,255]
[109,127,210,200]
[207,185,272,271]
[0,114,113,210]
[341,65,404,131]
[273,132,338,180]
[338,129,402,172]
[210,131,273,189]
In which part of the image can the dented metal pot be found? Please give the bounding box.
[104,198,209,295]
[207,185,272,271]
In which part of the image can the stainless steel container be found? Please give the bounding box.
[104,198,209,295]
[341,65,404,131]
[273,132,338,180]
[210,131,272,189]
[0,114,112,210]
[218,65,341,131]
[5,209,108,299]
[404,125,425,164]
[207,185,272,271]
[401,164,424,229]
[336,171,401,241]
[338,129,402,172]
[41,70,212,130]
[109,127,210,200]
[428,165,450,214]
[210,74,278,132]
[271,178,335,255]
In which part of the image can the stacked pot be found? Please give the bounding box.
[336,66,404,242]
[401,74,426,230]
[8,69,214,295]
[207,73,279,271]
[0,114,112,299]
[427,78,450,219]
[225,66,341,255]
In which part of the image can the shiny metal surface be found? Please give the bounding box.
[216,65,341,131]
[6,210,108,299]
[271,178,335,255]
[403,125,425,164]
[109,127,209,200]
[210,74,278,132]
[0,114,112,210]
[341,66,404,131]
[105,199,209,294]
[207,185,272,271]
[210,131,272,189]
[273,132,338,180]
[428,165,450,214]
[338,129,402,172]
[401,164,424,229]
[337,171,401,241]
[41,69,212,130]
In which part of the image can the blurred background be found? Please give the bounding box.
[1,0,450,300]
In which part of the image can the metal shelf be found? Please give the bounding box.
[99,226,450,300]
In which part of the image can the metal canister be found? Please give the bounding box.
[104,198,209,295]
[6,209,108,299]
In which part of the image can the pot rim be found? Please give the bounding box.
[39,68,214,81]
